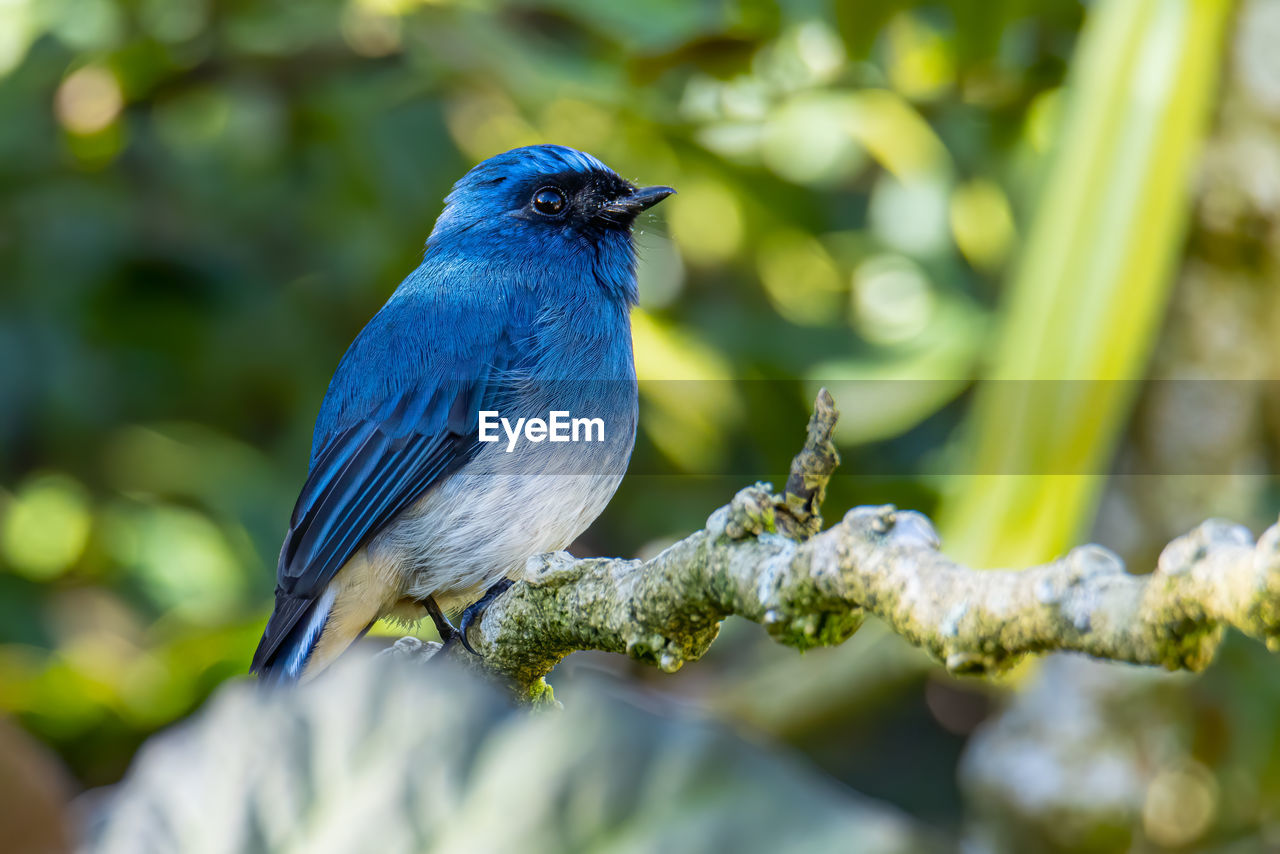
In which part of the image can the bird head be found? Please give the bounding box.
[427,145,674,304]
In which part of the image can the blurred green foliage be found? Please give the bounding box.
[937,0,1232,569]
[5,0,1280,849]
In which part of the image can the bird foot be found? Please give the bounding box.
[458,579,514,655]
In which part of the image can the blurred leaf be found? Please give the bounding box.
[665,176,744,265]
[949,178,1015,272]
[760,92,866,185]
[885,11,956,102]
[756,229,846,326]
[511,0,734,53]
[936,0,1234,567]
[850,88,949,179]
[633,309,740,473]
[90,658,935,854]
[102,502,246,623]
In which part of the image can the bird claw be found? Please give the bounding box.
[458,579,514,656]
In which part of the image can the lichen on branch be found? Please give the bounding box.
[392,390,1280,704]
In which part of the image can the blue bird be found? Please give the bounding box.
[251,145,673,681]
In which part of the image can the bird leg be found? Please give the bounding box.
[419,595,458,644]
[458,579,514,655]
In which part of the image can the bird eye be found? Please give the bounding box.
[532,187,566,216]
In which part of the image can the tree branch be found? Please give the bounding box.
[389,390,1280,704]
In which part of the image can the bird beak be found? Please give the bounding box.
[602,185,676,216]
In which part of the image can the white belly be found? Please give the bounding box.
[366,420,634,612]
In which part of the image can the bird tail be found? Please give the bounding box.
[251,588,338,683]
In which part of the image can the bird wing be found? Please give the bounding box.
[250,288,525,674]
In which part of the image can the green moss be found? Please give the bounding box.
[524,678,559,709]
[1156,624,1222,671]
[765,609,864,651]
[725,485,779,539]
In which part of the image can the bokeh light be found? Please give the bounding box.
[2,474,92,581]
[54,65,122,135]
